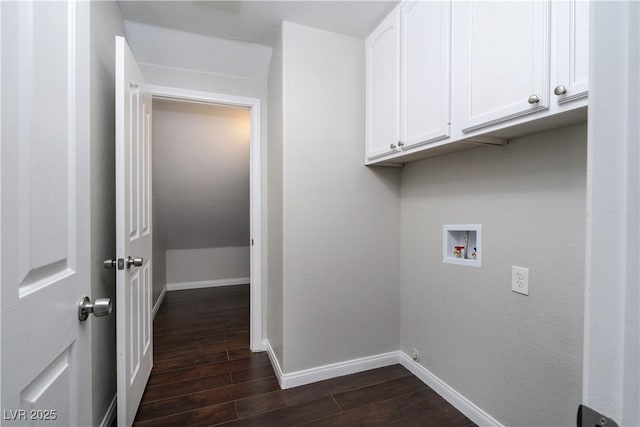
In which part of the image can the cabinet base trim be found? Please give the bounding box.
[459,136,508,147]
[462,104,549,134]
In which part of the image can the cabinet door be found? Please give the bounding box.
[401,0,451,150]
[553,0,589,105]
[456,1,551,133]
[366,10,400,161]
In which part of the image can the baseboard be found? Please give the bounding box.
[263,340,285,388]
[262,340,398,390]
[251,336,267,352]
[152,285,167,320]
[261,342,501,426]
[278,351,399,390]
[398,352,503,427]
[99,394,117,427]
[166,277,250,291]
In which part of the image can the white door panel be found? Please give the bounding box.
[366,10,400,160]
[456,1,551,132]
[1,1,91,425]
[554,0,589,104]
[401,0,450,149]
[115,35,153,427]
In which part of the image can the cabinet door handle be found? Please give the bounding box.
[554,85,567,96]
[528,94,540,104]
[397,141,404,148]
[390,143,397,150]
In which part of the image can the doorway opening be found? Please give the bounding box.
[149,86,263,351]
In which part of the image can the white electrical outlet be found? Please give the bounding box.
[512,266,529,295]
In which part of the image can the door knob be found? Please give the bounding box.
[528,94,540,104]
[104,259,117,269]
[554,85,567,96]
[126,256,143,269]
[78,296,112,321]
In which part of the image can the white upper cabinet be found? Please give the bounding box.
[400,0,451,150]
[455,1,551,133]
[553,0,589,105]
[366,10,401,161]
[364,0,588,165]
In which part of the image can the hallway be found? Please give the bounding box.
[131,286,474,426]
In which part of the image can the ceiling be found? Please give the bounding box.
[153,99,250,249]
[118,1,398,46]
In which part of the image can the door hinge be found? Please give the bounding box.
[577,404,618,427]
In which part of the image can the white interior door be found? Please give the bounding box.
[115,35,153,427]
[1,1,92,426]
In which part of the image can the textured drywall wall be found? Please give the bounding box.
[152,99,250,250]
[400,124,587,426]
[280,22,401,372]
[266,29,284,365]
[166,247,250,284]
[89,1,124,424]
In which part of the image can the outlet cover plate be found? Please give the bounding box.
[512,266,529,295]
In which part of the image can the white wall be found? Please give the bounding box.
[400,124,587,426]
[152,99,250,249]
[119,2,397,47]
[124,21,272,81]
[89,1,125,425]
[584,2,640,424]
[166,247,250,285]
[274,22,402,373]
[266,30,284,365]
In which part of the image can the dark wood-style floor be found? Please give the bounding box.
[133,285,474,426]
